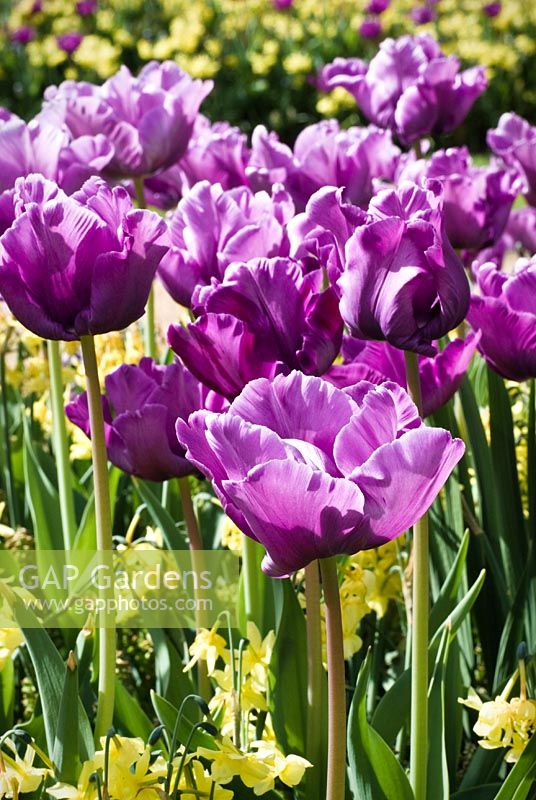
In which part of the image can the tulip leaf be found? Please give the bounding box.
[52,652,81,785]
[0,657,14,731]
[73,466,122,550]
[135,478,188,550]
[150,628,195,708]
[114,679,153,740]
[492,724,536,800]
[268,579,308,756]
[373,569,485,744]
[487,369,526,581]
[429,530,470,637]
[450,785,502,799]
[151,690,217,751]
[426,627,451,800]
[22,416,64,551]
[348,651,414,800]
[1,587,94,761]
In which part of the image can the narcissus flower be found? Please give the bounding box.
[468,256,536,381]
[66,358,226,481]
[42,61,213,178]
[338,181,470,355]
[488,113,536,206]
[158,181,293,308]
[319,34,487,144]
[0,175,168,340]
[327,333,479,416]
[177,371,464,576]
[168,257,342,398]
[398,146,518,250]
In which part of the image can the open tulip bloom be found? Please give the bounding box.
[177,371,464,577]
[0,174,168,340]
[338,180,470,355]
[66,357,227,482]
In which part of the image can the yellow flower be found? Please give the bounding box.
[93,736,167,800]
[0,626,24,672]
[0,740,48,796]
[47,760,98,799]
[459,688,536,762]
[241,622,275,686]
[282,52,312,75]
[177,759,234,799]
[73,35,120,78]
[220,518,243,555]
[184,624,230,675]
[250,740,312,788]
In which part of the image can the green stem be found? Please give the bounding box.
[404,350,429,800]
[319,557,346,800]
[241,534,263,625]
[305,561,323,800]
[47,340,77,550]
[80,334,115,742]
[0,341,18,528]
[133,177,157,360]
[178,476,210,700]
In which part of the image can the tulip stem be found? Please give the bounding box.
[178,476,210,700]
[80,334,115,742]
[47,340,77,551]
[320,557,346,800]
[241,534,264,624]
[134,176,157,360]
[305,561,323,800]
[404,350,429,800]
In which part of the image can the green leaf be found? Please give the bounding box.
[268,579,307,756]
[493,726,536,800]
[450,785,502,799]
[0,658,14,731]
[373,570,485,744]
[114,680,153,740]
[429,531,470,637]
[427,627,451,800]
[0,585,94,761]
[348,651,414,800]
[74,466,122,550]
[22,416,64,550]
[150,628,195,708]
[151,691,217,751]
[52,652,81,784]
[135,479,188,550]
[488,369,526,582]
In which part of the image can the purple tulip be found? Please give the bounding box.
[177,371,464,576]
[319,34,487,144]
[398,146,518,250]
[468,256,536,381]
[488,113,536,206]
[42,61,213,178]
[410,5,436,24]
[506,207,536,255]
[57,32,83,54]
[366,0,390,14]
[158,181,293,308]
[483,2,501,16]
[10,26,36,45]
[142,116,249,209]
[272,0,294,8]
[0,175,168,341]
[66,358,226,481]
[76,0,97,14]
[247,121,401,209]
[327,333,479,416]
[168,257,343,398]
[288,186,367,280]
[338,180,470,355]
[0,114,114,196]
[360,19,382,39]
